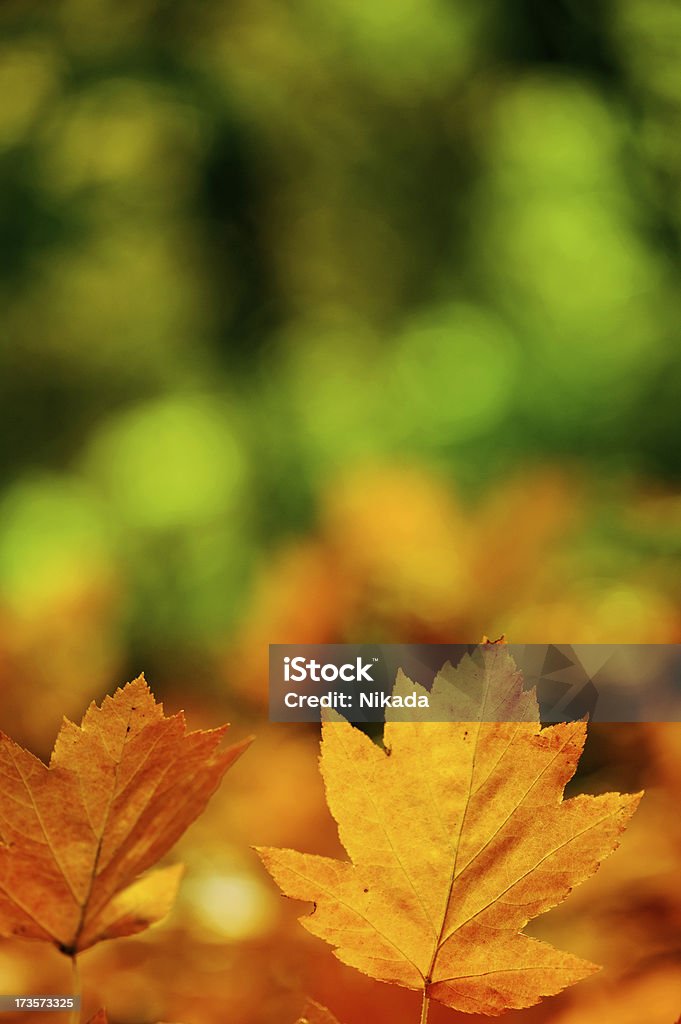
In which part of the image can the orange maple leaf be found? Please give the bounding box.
[259,646,642,1016]
[0,676,251,954]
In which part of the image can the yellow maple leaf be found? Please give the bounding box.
[0,676,251,954]
[259,646,641,1017]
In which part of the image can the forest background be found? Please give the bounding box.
[0,1,680,1022]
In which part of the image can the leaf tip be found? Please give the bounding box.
[219,732,254,770]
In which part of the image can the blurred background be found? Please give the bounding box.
[0,0,680,1021]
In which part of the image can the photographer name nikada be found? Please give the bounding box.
[359,690,430,708]
[284,690,430,708]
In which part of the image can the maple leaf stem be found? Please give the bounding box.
[419,990,430,1024]
[69,955,81,1024]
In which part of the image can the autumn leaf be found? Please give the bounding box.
[259,646,642,1016]
[0,676,251,954]
[295,1000,342,1024]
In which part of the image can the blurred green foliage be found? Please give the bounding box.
[1,0,680,670]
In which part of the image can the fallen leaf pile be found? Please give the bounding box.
[259,646,642,1015]
[0,676,251,955]
[224,467,681,710]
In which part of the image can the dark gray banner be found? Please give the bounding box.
[269,644,681,722]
